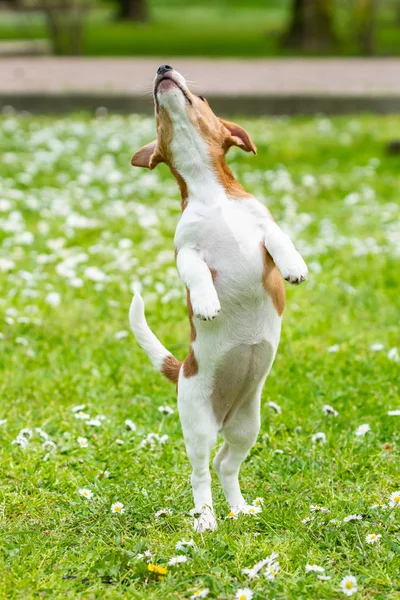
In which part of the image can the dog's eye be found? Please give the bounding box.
[198,96,206,102]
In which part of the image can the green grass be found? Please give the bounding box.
[0,111,399,599]
[1,0,400,56]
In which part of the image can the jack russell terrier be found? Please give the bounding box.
[129,65,308,532]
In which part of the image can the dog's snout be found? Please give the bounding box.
[157,64,173,76]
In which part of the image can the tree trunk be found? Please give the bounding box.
[282,0,336,52]
[355,0,377,55]
[117,0,148,22]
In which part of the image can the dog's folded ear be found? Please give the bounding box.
[220,119,257,155]
[131,140,164,169]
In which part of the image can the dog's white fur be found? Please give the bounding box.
[129,69,308,531]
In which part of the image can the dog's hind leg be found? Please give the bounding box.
[178,376,218,532]
[214,391,261,510]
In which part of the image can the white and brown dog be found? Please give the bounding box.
[129,65,308,532]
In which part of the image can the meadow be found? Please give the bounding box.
[0,111,399,599]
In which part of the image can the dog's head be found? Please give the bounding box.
[131,65,256,171]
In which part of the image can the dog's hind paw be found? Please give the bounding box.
[190,507,218,532]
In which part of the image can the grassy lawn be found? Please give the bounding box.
[0,111,399,599]
[1,0,400,56]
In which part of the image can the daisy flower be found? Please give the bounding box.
[323,404,338,416]
[252,497,264,507]
[168,555,189,565]
[87,417,102,427]
[388,409,400,416]
[111,502,125,514]
[243,505,262,515]
[310,505,329,513]
[388,347,399,362]
[77,436,88,448]
[267,401,282,414]
[190,589,209,599]
[327,344,339,353]
[340,575,358,596]
[370,343,384,351]
[78,488,93,499]
[115,330,128,340]
[343,514,363,522]
[365,533,381,544]
[175,538,196,551]
[312,432,326,444]
[158,405,174,415]
[115,439,124,445]
[155,508,172,518]
[226,508,240,519]
[318,575,331,581]
[306,564,325,573]
[242,553,279,580]
[235,589,253,600]
[264,563,280,581]
[137,550,153,561]
[74,411,90,420]
[72,404,86,413]
[355,424,370,436]
[389,491,400,508]
[125,419,136,431]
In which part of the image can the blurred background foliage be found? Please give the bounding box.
[0,0,399,56]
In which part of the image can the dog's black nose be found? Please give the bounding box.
[157,64,173,76]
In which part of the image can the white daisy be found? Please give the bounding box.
[312,432,326,444]
[77,436,88,448]
[340,575,358,596]
[175,538,196,551]
[87,417,102,427]
[111,502,125,514]
[327,344,339,353]
[235,589,253,600]
[242,504,262,515]
[365,533,381,544]
[267,401,282,414]
[389,491,400,508]
[158,405,174,415]
[242,553,279,580]
[388,347,399,362]
[137,550,153,561]
[388,409,400,416]
[226,508,240,519]
[252,497,264,506]
[343,514,363,522]
[370,343,384,351]
[355,424,370,436]
[78,488,93,499]
[310,505,329,513]
[115,439,124,445]
[168,555,189,565]
[115,330,129,340]
[190,589,209,599]
[322,404,338,416]
[125,419,137,431]
[0,419,7,426]
[264,562,280,580]
[72,404,86,413]
[318,575,331,581]
[74,411,90,420]
[306,564,325,573]
[45,292,61,307]
[154,508,172,518]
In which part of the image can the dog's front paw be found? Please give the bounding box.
[191,292,221,321]
[190,507,218,532]
[275,251,308,285]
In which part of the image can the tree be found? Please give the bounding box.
[355,0,377,55]
[117,0,149,22]
[282,0,336,52]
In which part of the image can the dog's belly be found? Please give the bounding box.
[211,341,274,425]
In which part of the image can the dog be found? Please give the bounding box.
[129,65,308,532]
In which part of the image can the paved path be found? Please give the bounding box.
[1,57,400,114]
[2,57,400,95]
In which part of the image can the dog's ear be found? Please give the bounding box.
[131,140,164,169]
[221,119,257,154]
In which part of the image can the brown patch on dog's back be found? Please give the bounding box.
[161,354,182,383]
[260,245,285,316]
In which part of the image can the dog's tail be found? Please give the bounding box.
[129,286,182,384]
